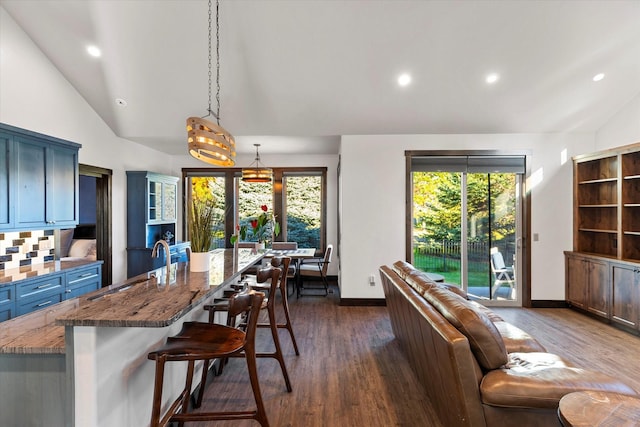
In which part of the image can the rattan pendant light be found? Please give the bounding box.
[186,0,236,166]
[242,144,272,183]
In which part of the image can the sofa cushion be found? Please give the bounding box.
[469,300,504,322]
[493,321,546,353]
[423,286,508,370]
[481,352,638,409]
[392,260,469,299]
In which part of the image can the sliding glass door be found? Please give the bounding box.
[410,155,524,305]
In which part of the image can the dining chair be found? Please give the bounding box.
[297,244,333,297]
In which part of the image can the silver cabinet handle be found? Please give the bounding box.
[36,300,53,307]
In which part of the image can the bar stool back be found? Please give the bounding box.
[147,289,269,427]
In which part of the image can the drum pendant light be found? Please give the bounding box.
[186,0,236,166]
[242,144,273,183]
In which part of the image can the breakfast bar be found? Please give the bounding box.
[0,248,262,427]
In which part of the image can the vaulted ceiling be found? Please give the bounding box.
[2,0,639,155]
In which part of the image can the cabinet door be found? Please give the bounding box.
[14,136,47,228]
[586,259,610,318]
[0,133,13,230]
[566,256,587,309]
[13,137,78,229]
[162,182,177,221]
[48,144,78,227]
[0,286,15,322]
[611,263,640,330]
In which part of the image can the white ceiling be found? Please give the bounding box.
[2,0,639,155]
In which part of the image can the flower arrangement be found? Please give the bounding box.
[231,204,280,245]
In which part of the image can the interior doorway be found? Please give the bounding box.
[79,164,112,287]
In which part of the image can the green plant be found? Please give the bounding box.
[189,199,218,252]
[231,204,280,245]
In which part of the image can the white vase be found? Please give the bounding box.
[256,242,266,250]
[190,251,211,272]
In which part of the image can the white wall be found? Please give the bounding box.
[340,133,594,300]
[0,8,173,282]
[595,93,640,151]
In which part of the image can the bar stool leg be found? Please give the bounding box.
[262,299,292,392]
[278,285,300,356]
[245,345,270,427]
[150,357,166,427]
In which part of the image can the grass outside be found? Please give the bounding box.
[413,252,491,288]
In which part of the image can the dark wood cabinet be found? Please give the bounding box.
[611,262,640,330]
[0,123,80,231]
[565,252,609,318]
[568,142,640,334]
[566,254,587,309]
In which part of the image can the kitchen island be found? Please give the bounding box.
[0,248,262,427]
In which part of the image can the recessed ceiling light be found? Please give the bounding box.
[86,45,101,57]
[397,73,412,87]
[115,98,127,107]
[593,73,605,82]
[486,73,500,84]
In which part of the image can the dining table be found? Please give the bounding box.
[263,248,317,296]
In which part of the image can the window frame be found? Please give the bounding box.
[182,167,328,251]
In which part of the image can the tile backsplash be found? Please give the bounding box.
[0,230,55,270]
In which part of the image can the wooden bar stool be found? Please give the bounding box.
[147,289,269,427]
[259,256,300,356]
[199,265,293,405]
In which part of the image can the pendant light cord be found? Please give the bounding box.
[206,0,221,125]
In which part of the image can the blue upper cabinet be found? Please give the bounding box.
[0,133,13,229]
[0,123,80,231]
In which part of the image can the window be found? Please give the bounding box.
[407,152,529,306]
[183,167,327,250]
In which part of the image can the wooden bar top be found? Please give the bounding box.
[0,248,261,354]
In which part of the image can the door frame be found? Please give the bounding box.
[404,149,532,307]
[79,164,112,288]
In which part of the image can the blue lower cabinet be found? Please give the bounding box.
[0,285,15,321]
[16,274,64,302]
[64,264,101,300]
[16,292,63,316]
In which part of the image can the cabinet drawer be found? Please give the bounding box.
[66,266,101,290]
[16,275,63,301]
[66,283,99,300]
[16,292,62,316]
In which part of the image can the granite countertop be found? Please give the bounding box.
[0,248,262,354]
[0,259,103,286]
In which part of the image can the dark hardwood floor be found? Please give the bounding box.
[493,307,640,392]
[186,289,640,426]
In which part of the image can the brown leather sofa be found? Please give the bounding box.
[380,261,638,427]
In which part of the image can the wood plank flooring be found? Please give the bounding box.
[187,290,640,426]
[492,307,640,392]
